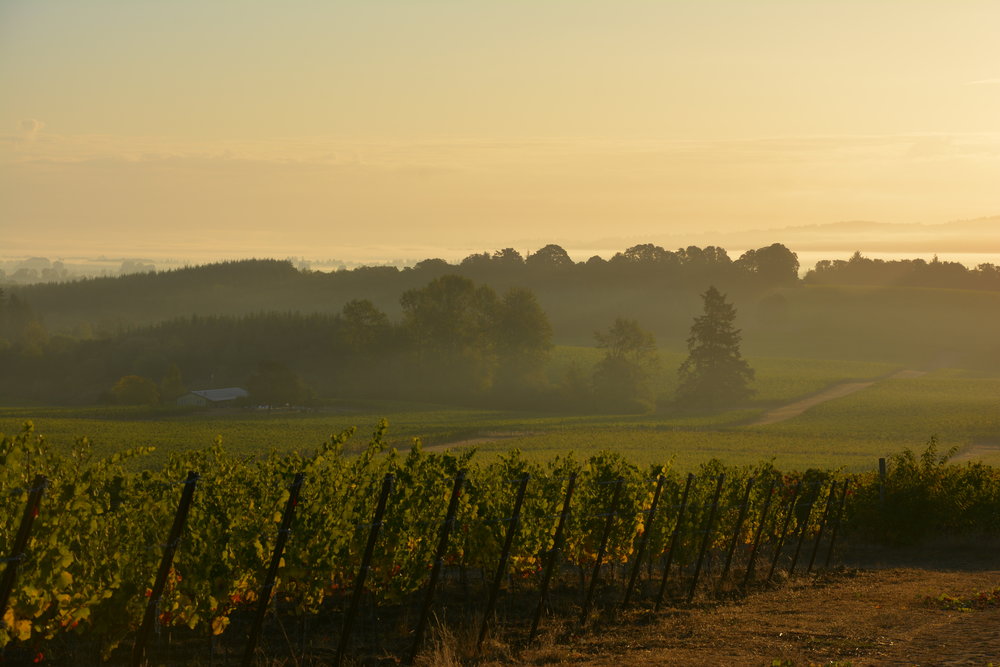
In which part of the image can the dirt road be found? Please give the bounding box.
[751,370,927,427]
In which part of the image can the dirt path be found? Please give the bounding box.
[751,370,927,427]
[951,441,1000,463]
[422,432,532,453]
[523,566,1000,666]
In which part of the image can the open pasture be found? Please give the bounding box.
[0,357,992,472]
[753,369,1000,467]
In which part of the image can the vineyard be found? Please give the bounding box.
[2,422,999,665]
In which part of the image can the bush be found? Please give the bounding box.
[848,436,1000,544]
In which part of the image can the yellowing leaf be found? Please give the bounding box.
[211,615,230,635]
[59,571,73,587]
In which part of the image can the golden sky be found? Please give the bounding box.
[2,1,998,260]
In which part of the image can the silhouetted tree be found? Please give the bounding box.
[677,286,754,406]
[526,244,574,270]
[736,243,799,285]
[492,248,524,267]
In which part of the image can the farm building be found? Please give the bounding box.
[176,387,248,407]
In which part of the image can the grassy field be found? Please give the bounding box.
[2,353,995,473]
[0,348,1000,469]
[754,369,1000,467]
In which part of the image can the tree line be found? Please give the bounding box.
[0,276,555,409]
[804,251,1000,291]
[5,243,799,334]
[0,275,752,413]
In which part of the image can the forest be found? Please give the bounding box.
[2,242,1000,411]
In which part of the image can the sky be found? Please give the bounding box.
[1,1,999,263]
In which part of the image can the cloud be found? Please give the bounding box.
[18,119,45,140]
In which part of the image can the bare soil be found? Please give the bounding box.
[510,546,999,666]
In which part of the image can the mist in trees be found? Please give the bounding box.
[4,241,1000,410]
[593,318,659,412]
[247,361,312,406]
[110,375,160,406]
[400,275,552,401]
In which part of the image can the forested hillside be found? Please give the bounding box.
[3,242,1000,409]
[8,243,798,333]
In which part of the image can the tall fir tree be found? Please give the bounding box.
[677,286,754,406]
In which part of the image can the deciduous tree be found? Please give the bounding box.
[593,317,659,412]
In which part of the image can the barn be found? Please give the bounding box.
[176,387,249,407]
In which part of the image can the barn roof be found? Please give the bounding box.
[189,387,248,402]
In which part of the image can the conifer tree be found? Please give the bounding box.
[677,286,754,406]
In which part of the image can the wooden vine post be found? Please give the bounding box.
[529,472,577,642]
[0,474,47,619]
[718,476,756,592]
[408,470,466,665]
[766,479,801,584]
[687,474,725,604]
[806,480,839,574]
[132,471,199,667]
[741,479,776,588]
[334,472,395,667]
[622,475,665,608]
[580,477,624,624]
[242,472,306,667]
[477,473,530,652]
[655,473,694,611]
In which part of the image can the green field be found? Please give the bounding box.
[6,351,995,473]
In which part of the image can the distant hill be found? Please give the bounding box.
[672,216,1000,253]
